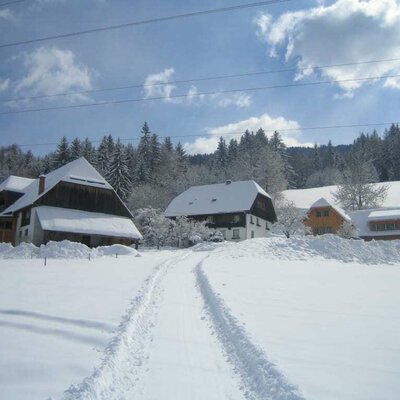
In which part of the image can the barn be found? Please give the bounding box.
[0,157,142,247]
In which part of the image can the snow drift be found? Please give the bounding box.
[0,240,139,260]
[215,235,400,265]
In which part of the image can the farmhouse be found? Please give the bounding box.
[164,180,277,241]
[0,157,142,247]
[304,197,351,235]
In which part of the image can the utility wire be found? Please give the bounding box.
[0,0,30,7]
[15,121,400,147]
[2,57,400,104]
[0,0,294,48]
[1,73,399,116]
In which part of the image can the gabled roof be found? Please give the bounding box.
[309,197,351,222]
[1,157,114,215]
[164,180,271,217]
[0,176,35,194]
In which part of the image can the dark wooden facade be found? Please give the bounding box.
[305,205,346,235]
[0,190,24,213]
[0,216,16,245]
[35,181,131,218]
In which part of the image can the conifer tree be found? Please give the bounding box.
[70,137,82,160]
[54,136,70,168]
[106,139,132,201]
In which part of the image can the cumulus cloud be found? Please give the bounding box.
[254,0,400,95]
[15,46,93,101]
[184,113,311,154]
[0,78,10,92]
[0,8,13,21]
[143,68,251,108]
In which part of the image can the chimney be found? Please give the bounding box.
[38,175,46,195]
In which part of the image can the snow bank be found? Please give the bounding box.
[0,240,139,260]
[217,235,400,265]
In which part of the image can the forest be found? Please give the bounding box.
[0,122,399,212]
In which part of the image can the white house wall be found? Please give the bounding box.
[246,214,270,239]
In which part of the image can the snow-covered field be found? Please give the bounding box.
[1,237,399,400]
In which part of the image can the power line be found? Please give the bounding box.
[0,0,294,49]
[2,57,400,104]
[15,121,399,148]
[0,0,30,7]
[1,73,399,116]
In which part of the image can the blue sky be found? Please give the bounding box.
[0,0,399,155]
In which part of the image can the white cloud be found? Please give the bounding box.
[0,78,10,92]
[15,47,93,101]
[144,68,176,103]
[0,8,13,21]
[144,68,252,108]
[255,0,400,96]
[184,112,312,154]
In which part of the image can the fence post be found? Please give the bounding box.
[115,253,118,259]
[44,256,47,266]
[89,253,91,261]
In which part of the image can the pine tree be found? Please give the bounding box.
[54,136,70,168]
[215,137,228,169]
[106,139,132,201]
[70,137,82,160]
[149,133,162,179]
[163,137,173,152]
[81,138,96,165]
[135,122,152,184]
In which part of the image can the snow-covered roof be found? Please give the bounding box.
[0,176,35,194]
[309,197,351,222]
[283,181,400,209]
[367,209,400,221]
[36,206,142,240]
[1,157,113,215]
[164,180,271,217]
[348,208,400,237]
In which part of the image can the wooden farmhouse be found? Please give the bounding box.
[0,157,142,247]
[164,180,277,241]
[349,208,400,241]
[304,197,351,235]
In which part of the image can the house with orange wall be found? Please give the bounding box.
[304,198,351,236]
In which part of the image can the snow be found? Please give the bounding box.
[164,180,270,217]
[202,238,400,400]
[36,206,142,240]
[1,236,400,400]
[0,176,35,194]
[367,209,400,221]
[309,197,351,221]
[0,249,177,400]
[283,180,400,209]
[1,157,113,215]
[0,240,139,260]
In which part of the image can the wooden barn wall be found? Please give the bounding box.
[305,206,344,234]
[37,182,131,217]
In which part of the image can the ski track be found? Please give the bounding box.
[59,246,304,400]
[61,251,190,400]
[195,260,305,400]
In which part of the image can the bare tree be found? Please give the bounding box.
[333,152,388,210]
[337,220,359,239]
[272,199,310,238]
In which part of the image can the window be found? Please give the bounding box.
[256,217,261,226]
[316,226,333,235]
[233,215,240,223]
[316,211,322,218]
[251,230,254,238]
[25,229,28,237]
[250,216,254,224]
[19,231,22,238]
[232,229,240,239]
[323,210,329,217]
[266,222,270,230]
[207,216,214,223]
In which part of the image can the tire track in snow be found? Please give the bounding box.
[195,261,305,400]
[61,251,190,400]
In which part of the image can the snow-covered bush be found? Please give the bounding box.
[172,216,212,248]
[338,220,359,239]
[272,199,310,238]
[209,230,224,242]
[134,207,175,249]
